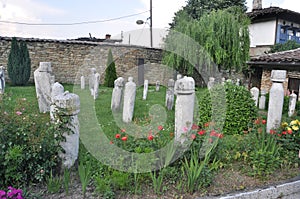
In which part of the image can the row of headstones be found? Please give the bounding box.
[79,68,101,100]
[207,77,241,90]
[34,62,80,169]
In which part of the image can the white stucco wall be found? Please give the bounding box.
[249,19,277,47]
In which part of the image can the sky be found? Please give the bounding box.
[0,0,299,47]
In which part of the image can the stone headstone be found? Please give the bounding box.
[236,79,240,86]
[50,82,65,120]
[207,77,215,90]
[122,77,136,123]
[165,79,175,110]
[288,92,297,117]
[175,76,195,143]
[221,77,226,85]
[176,74,182,80]
[143,80,149,100]
[89,68,96,96]
[156,81,160,92]
[0,66,5,94]
[93,72,100,100]
[80,76,85,90]
[111,77,124,112]
[250,87,259,107]
[51,89,80,169]
[34,62,54,113]
[267,70,286,133]
[258,90,266,110]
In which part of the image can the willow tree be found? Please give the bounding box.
[163,8,250,75]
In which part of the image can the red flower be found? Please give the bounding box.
[270,129,276,134]
[287,129,293,134]
[217,133,224,139]
[190,134,196,140]
[115,134,121,139]
[209,138,213,143]
[254,119,260,125]
[210,130,217,137]
[121,129,126,133]
[198,130,206,136]
[282,131,287,135]
[148,135,154,141]
[262,119,266,124]
[204,122,210,127]
[121,136,127,141]
[278,134,282,137]
[191,124,199,130]
[158,125,163,131]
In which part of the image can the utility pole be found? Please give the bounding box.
[150,0,153,48]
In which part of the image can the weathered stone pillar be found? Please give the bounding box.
[175,76,195,143]
[89,68,96,96]
[50,82,64,121]
[267,70,286,133]
[93,72,100,100]
[51,86,80,169]
[288,92,297,117]
[122,77,136,123]
[165,79,175,110]
[156,81,160,92]
[143,80,148,100]
[250,87,259,107]
[221,77,225,85]
[207,77,215,90]
[236,78,240,86]
[259,90,266,110]
[111,77,124,112]
[80,76,85,90]
[0,66,5,94]
[34,62,54,113]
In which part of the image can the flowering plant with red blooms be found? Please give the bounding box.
[115,134,121,139]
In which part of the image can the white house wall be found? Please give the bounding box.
[249,19,277,47]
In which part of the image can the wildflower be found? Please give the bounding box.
[210,130,217,137]
[282,131,287,135]
[287,128,293,134]
[204,122,210,127]
[148,135,154,141]
[115,134,121,139]
[121,129,126,133]
[198,130,205,136]
[191,124,199,130]
[281,122,288,128]
[15,111,22,115]
[254,119,260,125]
[262,119,266,124]
[217,133,224,139]
[269,129,276,134]
[292,125,299,131]
[190,134,196,140]
[182,126,188,133]
[121,136,127,141]
[0,190,6,197]
[157,125,163,131]
[290,120,298,126]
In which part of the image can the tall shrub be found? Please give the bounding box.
[104,49,117,87]
[7,38,31,86]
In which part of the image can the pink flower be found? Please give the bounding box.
[190,134,196,140]
[148,135,154,141]
[191,124,199,130]
[121,136,127,141]
[182,127,188,133]
[158,125,163,131]
[16,111,22,115]
[121,129,126,133]
[198,130,205,136]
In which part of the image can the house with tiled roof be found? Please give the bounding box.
[247,48,300,97]
[247,0,300,56]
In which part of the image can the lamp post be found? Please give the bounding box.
[136,0,153,47]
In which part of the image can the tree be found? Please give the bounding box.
[104,49,117,87]
[269,40,300,53]
[163,8,250,75]
[7,38,31,86]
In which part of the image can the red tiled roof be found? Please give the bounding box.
[249,48,300,64]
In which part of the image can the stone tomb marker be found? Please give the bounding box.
[207,77,215,90]
[80,76,85,90]
[259,90,266,110]
[0,66,5,94]
[143,80,149,100]
[165,79,175,110]
[266,70,286,133]
[111,77,124,112]
[250,87,259,107]
[156,81,160,92]
[288,92,297,117]
[93,72,100,100]
[122,77,136,123]
[89,68,96,96]
[34,62,55,113]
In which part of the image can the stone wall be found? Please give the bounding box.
[0,37,171,86]
[260,69,288,92]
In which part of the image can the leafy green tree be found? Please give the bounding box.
[163,8,250,75]
[7,38,31,86]
[269,40,300,53]
[104,49,117,87]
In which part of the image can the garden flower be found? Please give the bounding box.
[121,136,127,141]
[15,111,22,115]
[148,135,154,141]
[270,129,276,134]
[0,190,6,198]
[204,122,210,127]
[287,128,293,134]
[190,134,196,140]
[115,134,121,139]
[290,120,299,126]
[182,126,188,133]
[292,125,299,131]
[157,125,163,131]
[281,122,288,128]
[282,131,287,135]
[191,124,199,130]
[198,130,205,135]
[262,119,266,124]
[254,119,260,125]
[121,129,126,133]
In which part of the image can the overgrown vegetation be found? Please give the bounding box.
[104,49,117,87]
[269,40,300,53]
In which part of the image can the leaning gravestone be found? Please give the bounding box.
[143,80,149,100]
[123,77,136,123]
[93,72,100,100]
[250,87,259,107]
[259,90,266,110]
[156,81,160,92]
[288,92,297,117]
[165,79,175,110]
[34,62,54,113]
[266,70,286,133]
[175,76,195,143]
[50,82,80,169]
[111,77,124,112]
[89,68,96,96]
[0,66,5,94]
[207,77,215,90]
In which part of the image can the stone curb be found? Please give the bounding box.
[198,176,300,199]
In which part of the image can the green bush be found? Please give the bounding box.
[198,82,257,135]
[104,49,117,87]
[7,38,31,86]
[0,92,65,187]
